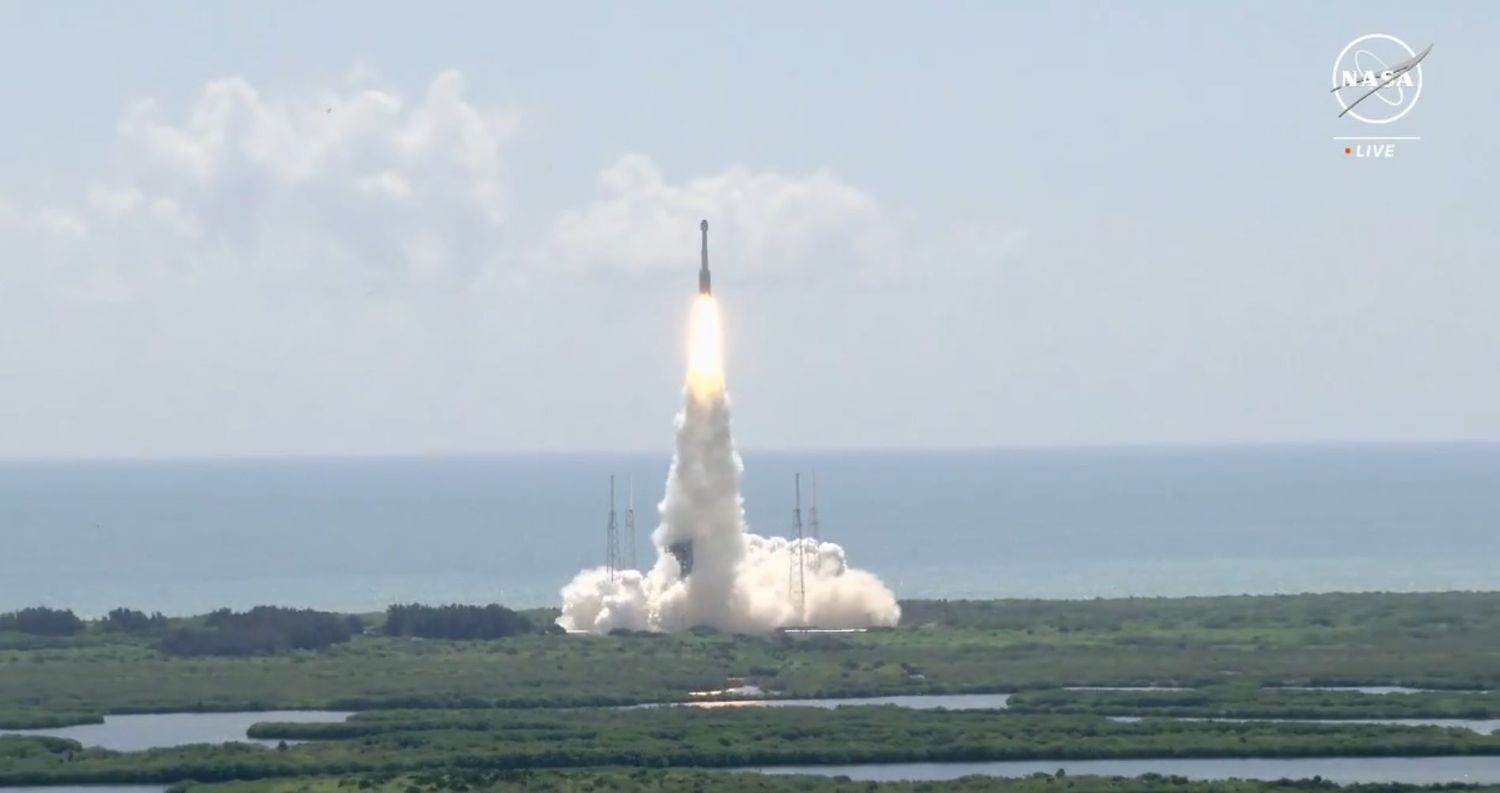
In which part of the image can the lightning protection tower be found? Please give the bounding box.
[625,476,637,570]
[808,473,821,542]
[807,472,822,572]
[789,473,807,624]
[605,475,620,582]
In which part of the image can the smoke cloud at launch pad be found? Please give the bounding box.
[558,295,900,634]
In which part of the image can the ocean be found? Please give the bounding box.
[1,444,1496,616]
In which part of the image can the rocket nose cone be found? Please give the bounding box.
[700,219,708,232]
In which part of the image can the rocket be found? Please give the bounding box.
[698,219,711,295]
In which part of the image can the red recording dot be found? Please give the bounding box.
[1344,147,1352,154]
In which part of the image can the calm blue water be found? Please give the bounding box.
[1,444,1497,616]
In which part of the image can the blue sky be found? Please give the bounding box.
[0,1,1493,456]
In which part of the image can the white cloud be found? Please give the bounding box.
[543,154,1021,288]
[85,185,144,219]
[8,70,1019,304]
[0,68,1026,457]
[356,171,413,200]
[0,195,87,238]
[69,69,522,295]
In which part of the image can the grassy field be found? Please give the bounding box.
[5,592,1500,729]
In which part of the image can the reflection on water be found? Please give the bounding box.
[746,756,1500,783]
[0,711,351,751]
[683,693,1011,710]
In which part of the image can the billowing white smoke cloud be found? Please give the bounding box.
[558,372,900,634]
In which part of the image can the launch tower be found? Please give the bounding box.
[625,476,637,571]
[789,473,807,623]
[605,475,620,582]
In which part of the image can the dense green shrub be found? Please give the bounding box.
[383,604,532,640]
[0,607,84,636]
[158,607,361,656]
[101,607,169,634]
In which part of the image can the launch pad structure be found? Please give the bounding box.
[600,469,828,627]
[787,472,827,627]
[604,475,640,579]
[600,474,692,579]
[789,473,807,623]
[668,540,694,578]
[808,473,820,542]
[605,476,621,582]
[625,476,637,571]
[599,470,827,620]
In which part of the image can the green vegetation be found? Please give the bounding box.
[0,709,103,730]
[0,607,84,636]
[1011,687,1500,720]
[6,592,1500,787]
[383,604,537,640]
[5,591,1500,729]
[240,705,1497,751]
[102,607,170,634]
[11,708,1500,785]
[183,770,1500,793]
[159,607,367,657]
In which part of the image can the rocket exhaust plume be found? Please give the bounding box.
[686,296,724,398]
[558,222,900,634]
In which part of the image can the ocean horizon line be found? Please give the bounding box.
[1,438,1498,466]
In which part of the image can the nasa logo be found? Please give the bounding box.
[1331,34,1428,124]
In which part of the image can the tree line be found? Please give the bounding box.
[0,602,542,649]
[0,607,84,636]
[383,603,535,640]
[158,607,364,656]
